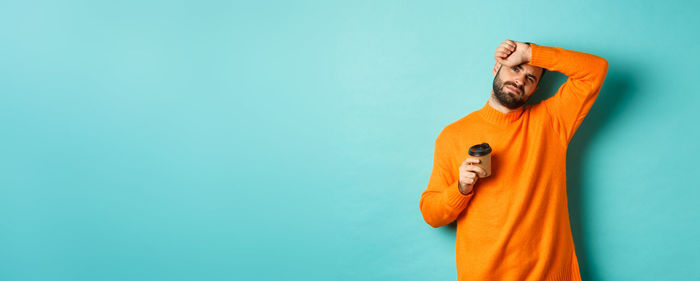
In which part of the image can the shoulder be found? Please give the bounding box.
[435,111,481,143]
[524,101,551,119]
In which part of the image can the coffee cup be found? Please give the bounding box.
[468,143,492,178]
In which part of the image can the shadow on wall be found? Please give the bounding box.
[439,64,634,281]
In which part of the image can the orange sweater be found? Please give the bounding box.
[419,43,608,281]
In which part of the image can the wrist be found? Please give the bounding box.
[458,182,474,195]
[523,42,532,63]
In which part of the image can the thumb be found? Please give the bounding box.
[495,56,509,67]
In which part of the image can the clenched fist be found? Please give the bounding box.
[458,157,488,195]
[494,39,532,68]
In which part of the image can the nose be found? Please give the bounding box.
[513,78,523,87]
[514,74,527,87]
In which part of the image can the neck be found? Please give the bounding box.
[488,91,522,114]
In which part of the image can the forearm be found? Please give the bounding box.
[528,43,608,88]
[419,181,473,228]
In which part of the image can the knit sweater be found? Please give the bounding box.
[419,43,608,281]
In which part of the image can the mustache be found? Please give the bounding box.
[503,81,523,93]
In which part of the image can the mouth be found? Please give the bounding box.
[506,85,521,95]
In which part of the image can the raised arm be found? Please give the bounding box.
[529,43,609,144]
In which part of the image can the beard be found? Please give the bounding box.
[492,73,528,110]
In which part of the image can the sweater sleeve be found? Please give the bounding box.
[419,128,473,228]
[529,43,609,145]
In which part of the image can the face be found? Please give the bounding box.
[492,64,543,109]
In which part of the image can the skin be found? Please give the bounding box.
[458,40,545,195]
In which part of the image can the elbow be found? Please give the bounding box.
[427,220,445,229]
[419,191,461,228]
[588,56,609,89]
[423,215,446,228]
[419,202,450,228]
[597,56,609,77]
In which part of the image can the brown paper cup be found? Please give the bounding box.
[469,154,491,178]
[468,143,492,178]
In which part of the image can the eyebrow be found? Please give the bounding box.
[515,65,539,82]
[526,73,538,82]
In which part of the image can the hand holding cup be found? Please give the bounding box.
[458,158,487,195]
[458,143,493,195]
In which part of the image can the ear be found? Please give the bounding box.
[492,62,501,76]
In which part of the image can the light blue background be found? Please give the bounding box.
[1,1,698,280]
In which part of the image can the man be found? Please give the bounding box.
[419,40,608,281]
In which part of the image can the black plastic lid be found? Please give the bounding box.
[468,143,492,156]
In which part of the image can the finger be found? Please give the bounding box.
[506,40,516,48]
[497,46,512,54]
[461,177,475,185]
[495,56,507,66]
[501,42,515,51]
[462,157,481,166]
[464,158,481,165]
[496,47,505,55]
[465,165,487,177]
[467,175,480,184]
[461,170,476,179]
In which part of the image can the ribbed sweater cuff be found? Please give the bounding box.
[445,181,474,208]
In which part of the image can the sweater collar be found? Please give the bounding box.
[477,100,525,126]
